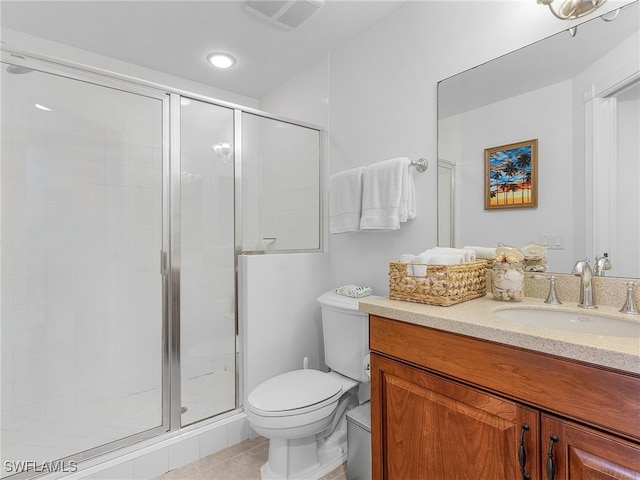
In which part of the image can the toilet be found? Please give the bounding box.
[246,290,375,480]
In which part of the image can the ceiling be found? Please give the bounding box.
[0,0,405,99]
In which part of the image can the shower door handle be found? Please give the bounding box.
[160,250,168,276]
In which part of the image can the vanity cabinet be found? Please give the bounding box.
[372,353,540,479]
[369,315,640,480]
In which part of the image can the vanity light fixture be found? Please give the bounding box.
[206,52,237,69]
[537,0,607,20]
[212,142,232,165]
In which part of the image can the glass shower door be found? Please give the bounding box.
[1,64,166,475]
[179,98,236,426]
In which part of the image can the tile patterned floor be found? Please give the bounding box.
[154,437,348,480]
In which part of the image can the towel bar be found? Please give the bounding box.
[410,158,428,173]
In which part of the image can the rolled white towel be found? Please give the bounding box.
[464,246,497,260]
[429,247,476,262]
[420,249,464,263]
[411,253,430,276]
[426,254,465,265]
[400,253,416,276]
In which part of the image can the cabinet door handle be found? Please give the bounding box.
[518,423,531,480]
[546,434,559,480]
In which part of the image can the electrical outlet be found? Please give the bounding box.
[540,234,564,250]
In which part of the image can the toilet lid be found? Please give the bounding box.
[248,369,342,412]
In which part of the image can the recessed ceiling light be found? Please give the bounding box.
[207,52,237,69]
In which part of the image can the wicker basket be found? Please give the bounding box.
[389,260,488,306]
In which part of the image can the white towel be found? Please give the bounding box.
[463,245,497,260]
[399,161,417,222]
[404,249,471,277]
[330,167,365,234]
[400,253,416,276]
[429,247,476,262]
[360,158,415,230]
[425,254,465,265]
[411,253,430,276]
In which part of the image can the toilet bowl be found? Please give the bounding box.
[246,290,376,480]
[247,369,359,480]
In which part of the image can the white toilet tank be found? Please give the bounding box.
[317,290,377,383]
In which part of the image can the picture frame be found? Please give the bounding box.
[485,139,538,210]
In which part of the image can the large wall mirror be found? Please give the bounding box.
[438,1,639,277]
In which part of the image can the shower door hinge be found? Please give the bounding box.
[160,250,168,276]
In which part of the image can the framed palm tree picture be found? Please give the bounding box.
[485,139,538,210]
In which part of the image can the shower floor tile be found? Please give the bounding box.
[181,371,235,426]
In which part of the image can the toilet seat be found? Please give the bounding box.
[248,369,343,417]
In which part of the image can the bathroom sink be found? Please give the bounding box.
[493,307,640,338]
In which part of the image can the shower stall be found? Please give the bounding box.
[0,51,323,478]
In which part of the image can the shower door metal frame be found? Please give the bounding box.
[168,92,182,431]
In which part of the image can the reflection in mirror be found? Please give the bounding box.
[437,159,455,247]
[437,1,639,277]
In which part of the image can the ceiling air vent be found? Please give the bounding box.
[243,0,325,30]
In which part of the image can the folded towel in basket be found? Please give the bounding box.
[429,247,476,262]
[463,245,497,260]
[336,285,373,298]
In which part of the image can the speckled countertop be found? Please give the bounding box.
[359,294,640,374]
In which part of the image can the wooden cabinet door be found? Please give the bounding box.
[541,414,640,480]
[371,353,540,480]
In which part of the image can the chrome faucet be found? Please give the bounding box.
[620,282,640,315]
[594,253,612,277]
[530,274,562,305]
[572,258,597,309]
